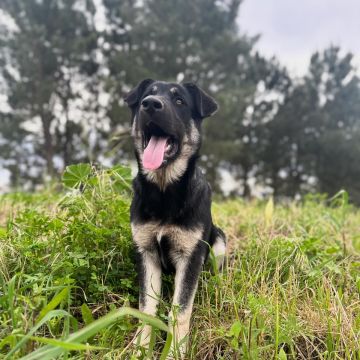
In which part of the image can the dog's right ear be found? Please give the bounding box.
[124,79,155,108]
[183,82,218,119]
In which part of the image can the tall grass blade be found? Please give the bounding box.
[27,336,106,351]
[5,310,71,359]
[265,196,274,227]
[159,332,173,360]
[37,287,69,322]
[18,307,169,360]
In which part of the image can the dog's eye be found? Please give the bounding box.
[175,98,184,105]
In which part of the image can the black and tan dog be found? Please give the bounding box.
[124,79,226,357]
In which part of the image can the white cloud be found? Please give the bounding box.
[239,0,360,76]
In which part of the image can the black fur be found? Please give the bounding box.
[135,249,147,308]
[124,80,226,345]
[178,240,208,307]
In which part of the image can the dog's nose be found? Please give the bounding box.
[141,96,163,112]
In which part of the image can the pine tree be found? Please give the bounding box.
[0,0,99,185]
[102,0,275,192]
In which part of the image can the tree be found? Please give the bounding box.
[2,1,360,204]
[305,47,360,202]
[0,0,99,185]
[102,0,280,193]
[259,46,360,203]
[204,56,292,196]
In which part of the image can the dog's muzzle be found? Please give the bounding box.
[137,97,179,171]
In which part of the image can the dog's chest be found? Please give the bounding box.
[131,222,203,270]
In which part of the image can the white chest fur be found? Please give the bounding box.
[131,221,203,256]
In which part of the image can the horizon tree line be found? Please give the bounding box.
[0,0,360,203]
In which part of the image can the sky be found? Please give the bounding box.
[238,0,360,76]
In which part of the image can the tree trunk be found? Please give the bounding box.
[272,167,279,198]
[63,109,71,168]
[60,93,72,168]
[41,113,54,177]
[242,167,251,198]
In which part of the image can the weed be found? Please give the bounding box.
[0,165,359,359]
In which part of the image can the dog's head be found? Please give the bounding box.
[124,79,218,187]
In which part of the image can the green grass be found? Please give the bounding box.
[0,165,359,359]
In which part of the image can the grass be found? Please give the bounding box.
[0,164,359,359]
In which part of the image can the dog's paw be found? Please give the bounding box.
[128,326,153,359]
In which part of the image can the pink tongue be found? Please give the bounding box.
[143,136,168,170]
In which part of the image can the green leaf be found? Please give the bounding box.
[81,303,94,325]
[112,165,132,180]
[111,165,132,192]
[0,227,7,238]
[5,310,71,359]
[18,307,169,360]
[229,321,241,338]
[62,163,91,188]
[27,336,106,351]
[37,287,69,322]
[0,334,17,351]
[278,347,287,360]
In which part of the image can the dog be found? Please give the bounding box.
[124,79,226,357]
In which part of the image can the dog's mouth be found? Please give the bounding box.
[141,122,179,170]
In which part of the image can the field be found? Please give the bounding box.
[0,165,359,359]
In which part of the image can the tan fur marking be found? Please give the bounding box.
[131,222,159,249]
[143,120,200,190]
[135,251,162,348]
[169,257,203,358]
[132,117,200,191]
[131,222,203,256]
[131,222,203,355]
[162,224,203,257]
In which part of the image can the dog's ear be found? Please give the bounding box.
[183,82,218,119]
[124,79,155,108]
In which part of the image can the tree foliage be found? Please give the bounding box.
[1,1,360,203]
[0,0,99,186]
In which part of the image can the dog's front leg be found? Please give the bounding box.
[135,249,162,348]
[169,249,204,358]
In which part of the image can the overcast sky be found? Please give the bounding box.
[238,0,360,76]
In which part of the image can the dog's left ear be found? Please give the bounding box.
[124,78,155,108]
[183,82,218,119]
